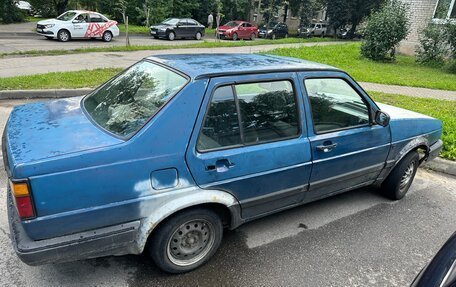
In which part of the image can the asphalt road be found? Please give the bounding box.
[0,99,456,287]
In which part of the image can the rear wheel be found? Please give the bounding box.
[232,32,238,41]
[57,29,70,42]
[102,31,113,42]
[381,151,420,200]
[195,31,202,40]
[250,33,256,40]
[149,208,223,273]
[272,33,276,40]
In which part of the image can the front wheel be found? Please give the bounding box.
[102,31,113,42]
[57,29,70,42]
[168,31,176,41]
[232,33,238,41]
[381,151,419,200]
[149,208,223,273]
[271,33,276,40]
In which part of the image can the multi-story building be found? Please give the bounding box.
[249,1,328,31]
[399,0,456,54]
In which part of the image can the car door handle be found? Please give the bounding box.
[316,143,338,152]
[206,159,235,173]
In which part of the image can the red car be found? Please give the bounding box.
[216,21,258,40]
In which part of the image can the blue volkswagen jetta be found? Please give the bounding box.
[3,54,443,273]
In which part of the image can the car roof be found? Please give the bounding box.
[146,53,340,79]
[67,10,99,14]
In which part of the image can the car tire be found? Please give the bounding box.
[149,208,223,273]
[57,29,70,42]
[195,31,202,40]
[272,33,276,40]
[285,33,288,38]
[168,31,176,41]
[381,151,420,200]
[321,32,325,38]
[153,36,159,39]
[250,33,256,41]
[102,31,113,42]
[232,33,238,41]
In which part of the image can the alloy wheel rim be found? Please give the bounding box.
[400,162,415,190]
[60,31,69,41]
[104,33,112,41]
[196,32,201,40]
[166,219,215,266]
[169,33,175,40]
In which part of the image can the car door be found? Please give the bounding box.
[71,13,89,38]
[186,73,312,219]
[176,20,188,38]
[298,72,391,200]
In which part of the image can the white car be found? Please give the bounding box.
[36,10,120,42]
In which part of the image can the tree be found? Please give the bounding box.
[28,0,69,17]
[0,0,25,23]
[326,0,383,38]
[289,0,324,26]
[361,0,409,61]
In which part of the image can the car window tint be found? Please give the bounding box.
[245,23,252,27]
[90,14,105,23]
[235,81,299,144]
[187,19,197,26]
[197,86,242,151]
[305,78,370,134]
[178,20,187,26]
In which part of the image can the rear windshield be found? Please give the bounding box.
[83,61,188,138]
[57,11,77,21]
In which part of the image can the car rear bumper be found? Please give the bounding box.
[426,139,443,162]
[7,189,141,266]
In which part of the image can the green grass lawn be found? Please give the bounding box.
[371,92,456,161]
[0,37,333,58]
[268,43,456,91]
[0,68,122,90]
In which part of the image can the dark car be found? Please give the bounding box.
[258,22,288,39]
[150,18,205,41]
[216,21,258,40]
[411,231,456,287]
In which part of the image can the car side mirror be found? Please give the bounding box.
[375,110,390,127]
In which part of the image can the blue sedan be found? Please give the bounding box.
[3,54,443,273]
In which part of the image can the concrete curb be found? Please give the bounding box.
[422,157,456,177]
[0,88,92,99]
[1,89,455,177]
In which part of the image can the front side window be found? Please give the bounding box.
[434,0,456,20]
[305,78,369,134]
[84,61,187,138]
[197,80,299,151]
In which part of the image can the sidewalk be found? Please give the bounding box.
[359,82,456,101]
[0,42,345,77]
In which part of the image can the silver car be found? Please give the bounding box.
[299,23,327,37]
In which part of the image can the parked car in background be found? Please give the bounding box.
[411,231,456,287]
[337,27,362,39]
[150,18,205,41]
[216,21,258,40]
[258,22,288,39]
[15,1,32,15]
[36,10,119,42]
[298,22,327,37]
[4,54,443,274]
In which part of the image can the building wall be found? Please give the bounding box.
[399,0,438,55]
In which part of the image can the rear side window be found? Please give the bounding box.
[304,78,370,134]
[197,86,241,151]
[198,80,299,151]
[90,14,106,23]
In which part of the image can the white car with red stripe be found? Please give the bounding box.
[36,10,120,42]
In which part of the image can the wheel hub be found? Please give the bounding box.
[400,162,415,189]
[167,219,214,266]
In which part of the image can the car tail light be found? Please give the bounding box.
[10,181,35,219]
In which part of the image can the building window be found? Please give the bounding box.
[433,0,456,21]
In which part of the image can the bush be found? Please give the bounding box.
[361,0,409,61]
[416,23,448,65]
[0,0,26,24]
[446,23,456,59]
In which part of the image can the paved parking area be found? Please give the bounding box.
[0,99,455,286]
